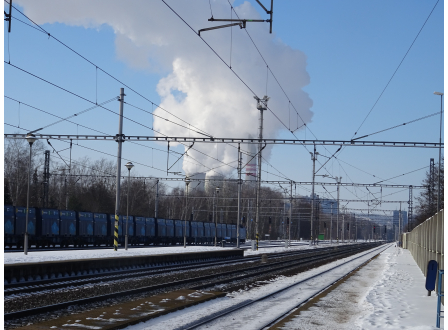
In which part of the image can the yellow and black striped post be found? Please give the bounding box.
[114,214,119,251]
[256,233,259,251]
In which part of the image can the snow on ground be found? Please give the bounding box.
[124,244,442,330]
[3,246,236,264]
[125,244,388,330]
[3,240,355,264]
[281,245,443,329]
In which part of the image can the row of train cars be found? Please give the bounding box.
[4,205,247,249]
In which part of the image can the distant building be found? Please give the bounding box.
[393,210,408,228]
[320,199,338,214]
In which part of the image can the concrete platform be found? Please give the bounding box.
[4,249,244,284]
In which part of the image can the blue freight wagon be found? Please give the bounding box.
[166,219,175,244]
[197,222,205,244]
[60,210,77,247]
[190,221,198,244]
[93,213,108,246]
[216,223,224,241]
[204,222,211,244]
[231,224,237,243]
[15,207,36,248]
[209,222,216,244]
[4,205,15,248]
[39,208,61,247]
[156,218,166,245]
[174,219,189,244]
[239,225,247,244]
[123,216,135,245]
[78,211,94,246]
[145,218,156,245]
[134,216,146,245]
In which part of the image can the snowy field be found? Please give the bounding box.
[122,244,443,330]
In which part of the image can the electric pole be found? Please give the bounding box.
[114,88,125,251]
[155,179,159,218]
[237,143,242,248]
[310,145,317,245]
[289,181,292,247]
[254,95,269,251]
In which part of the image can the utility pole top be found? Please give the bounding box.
[254,95,270,110]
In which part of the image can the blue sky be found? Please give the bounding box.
[3,0,444,216]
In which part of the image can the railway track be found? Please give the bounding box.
[5,242,381,324]
[4,241,348,296]
[4,244,360,295]
[179,243,391,330]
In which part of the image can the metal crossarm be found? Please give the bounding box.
[3,134,443,148]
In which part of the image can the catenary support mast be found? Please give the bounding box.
[114,88,125,251]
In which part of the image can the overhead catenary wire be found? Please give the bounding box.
[5,122,168,174]
[8,0,368,198]
[4,63,236,177]
[352,110,443,141]
[351,0,440,139]
[161,0,397,205]
[5,1,213,139]
[8,4,274,178]
[7,1,421,208]
[4,96,209,172]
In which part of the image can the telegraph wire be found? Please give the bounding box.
[5,122,168,174]
[161,0,376,195]
[226,0,438,201]
[352,110,443,141]
[228,1,309,132]
[6,1,212,139]
[351,0,440,139]
[373,166,428,185]
[8,1,420,206]
[124,101,212,138]
[8,1,309,186]
[4,62,233,177]
[4,95,208,171]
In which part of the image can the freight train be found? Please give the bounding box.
[4,205,247,249]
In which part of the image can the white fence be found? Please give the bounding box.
[403,210,444,289]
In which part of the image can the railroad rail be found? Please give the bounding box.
[180,243,390,330]
[5,242,381,323]
[4,243,334,295]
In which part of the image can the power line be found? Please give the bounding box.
[160,0,424,206]
[4,95,209,172]
[9,6,287,181]
[3,62,235,177]
[351,0,440,138]
[5,1,213,140]
[352,110,442,141]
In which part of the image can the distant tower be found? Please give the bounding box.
[245,134,257,182]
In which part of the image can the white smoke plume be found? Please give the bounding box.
[15,0,313,177]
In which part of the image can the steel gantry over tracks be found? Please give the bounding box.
[4,134,443,149]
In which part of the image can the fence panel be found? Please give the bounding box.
[405,210,444,296]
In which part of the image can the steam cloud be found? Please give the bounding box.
[16,0,313,177]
